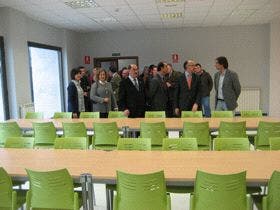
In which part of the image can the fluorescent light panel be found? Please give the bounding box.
[156,0,185,3]
[161,12,183,19]
[64,0,98,9]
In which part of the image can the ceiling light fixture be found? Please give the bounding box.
[156,0,185,3]
[64,0,99,9]
[161,12,183,19]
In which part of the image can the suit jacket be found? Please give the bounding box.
[165,70,182,102]
[214,69,241,110]
[118,77,146,118]
[90,81,117,113]
[67,81,79,113]
[174,72,201,111]
[149,73,168,111]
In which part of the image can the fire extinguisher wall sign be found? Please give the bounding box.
[84,56,90,64]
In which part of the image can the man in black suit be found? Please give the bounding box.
[118,64,146,118]
[174,60,201,116]
[149,62,169,112]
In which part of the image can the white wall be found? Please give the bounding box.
[269,18,280,117]
[80,25,270,112]
[0,7,81,118]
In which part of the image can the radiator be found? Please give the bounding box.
[19,103,34,118]
[236,88,260,111]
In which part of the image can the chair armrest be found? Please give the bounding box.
[246,194,253,210]
[262,196,267,210]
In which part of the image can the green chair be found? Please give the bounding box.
[4,137,34,148]
[0,122,22,147]
[93,122,119,150]
[62,122,87,137]
[240,110,262,118]
[79,112,100,118]
[181,111,203,118]
[262,171,280,210]
[54,137,88,150]
[113,170,171,210]
[53,112,72,119]
[182,122,210,150]
[211,111,234,118]
[145,111,166,118]
[26,168,80,210]
[32,122,56,148]
[254,121,280,150]
[218,121,247,138]
[117,138,151,150]
[269,137,280,150]
[0,167,25,210]
[190,170,252,210]
[140,122,167,150]
[108,111,127,118]
[25,112,44,119]
[214,138,250,151]
[162,138,198,151]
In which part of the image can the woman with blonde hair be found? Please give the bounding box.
[90,68,118,118]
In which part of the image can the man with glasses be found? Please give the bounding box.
[174,60,201,116]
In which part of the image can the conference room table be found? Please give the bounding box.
[10,116,280,133]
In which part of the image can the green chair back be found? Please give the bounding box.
[162,138,198,151]
[255,121,280,150]
[114,170,171,210]
[108,111,127,118]
[190,170,250,210]
[93,122,119,150]
[182,122,210,150]
[54,137,88,150]
[25,112,44,119]
[269,137,280,150]
[240,110,262,118]
[262,171,280,210]
[117,138,151,151]
[0,167,16,209]
[79,112,99,118]
[0,122,22,147]
[4,137,34,148]
[62,122,87,137]
[181,111,203,118]
[145,111,166,118]
[211,111,234,118]
[26,168,79,210]
[214,138,250,151]
[140,122,167,147]
[32,122,56,147]
[218,121,247,138]
[53,112,72,119]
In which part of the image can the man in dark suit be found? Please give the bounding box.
[165,63,182,117]
[214,56,241,111]
[149,62,169,112]
[174,60,201,116]
[118,64,146,118]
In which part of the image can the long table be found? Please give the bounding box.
[9,117,280,131]
[2,149,279,186]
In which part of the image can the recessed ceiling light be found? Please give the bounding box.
[161,12,183,19]
[64,0,98,9]
[156,0,185,3]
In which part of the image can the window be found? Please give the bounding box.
[28,42,64,118]
[0,37,9,121]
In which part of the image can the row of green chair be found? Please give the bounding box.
[1,120,280,150]
[24,110,263,119]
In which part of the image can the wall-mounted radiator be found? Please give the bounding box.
[236,88,260,112]
[19,103,34,118]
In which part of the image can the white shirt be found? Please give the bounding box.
[128,75,138,89]
[72,80,85,112]
[218,69,227,100]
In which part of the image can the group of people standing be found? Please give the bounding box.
[67,56,241,118]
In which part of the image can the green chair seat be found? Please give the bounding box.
[214,138,250,151]
[108,111,127,118]
[54,137,88,150]
[181,111,203,118]
[145,111,166,118]
[211,111,234,118]
[162,138,198,151]
[269,137,280,150]
[79,112,99,118]
[53,112,72,119]
[0,122,22,147]
[113,170,171,210]
[117,138,151,151]
[25,112,44,119]
[240,110,262,118]
[32,122,56,148]
[4,137,34,148]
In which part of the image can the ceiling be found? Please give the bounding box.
[0,0,279,32]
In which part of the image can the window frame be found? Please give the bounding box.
[27,41,65,112]
[0,36,10,120]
